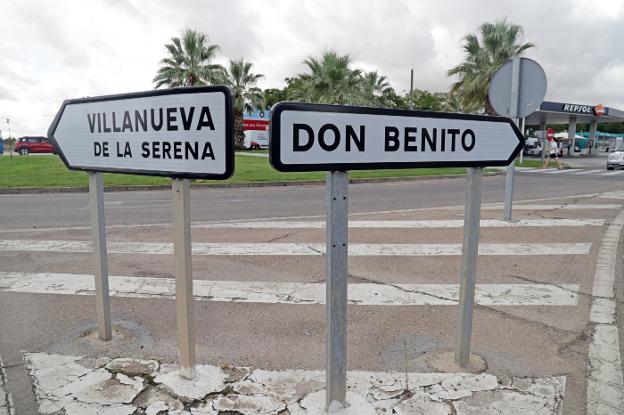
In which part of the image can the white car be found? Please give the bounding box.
[607,151,624,170]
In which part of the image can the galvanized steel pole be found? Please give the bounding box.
[503,56,521,221]
[325,171,349,409]
[88,172,111,341]
[455,167,483,366]
[172,178,196,379]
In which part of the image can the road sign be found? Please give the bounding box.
[488,57,547,119]
[48,86,234,180]
[270,102,524,171]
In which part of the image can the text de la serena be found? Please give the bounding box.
[87,106,217,160]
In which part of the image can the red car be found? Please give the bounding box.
[14,136,56,155]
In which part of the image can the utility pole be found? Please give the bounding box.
[6,119,12,158]
[409,69,414,110]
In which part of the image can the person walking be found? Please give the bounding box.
[542,137,563,169]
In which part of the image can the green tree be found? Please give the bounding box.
[289,51,363,105]
[447,20,534,114]
[223,59,265,149]
[263,88,287,109]
[406,89,445,111]
[153,29,225,88]
[358,71,396,107]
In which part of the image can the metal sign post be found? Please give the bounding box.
[269,102,524,410]
[172,178,195,379]
[88,172,112,341]
[325,171,349,408]
[455,167,483,366]
[488,57,547,222]
[49,86,234,379]
[503,57,521,222]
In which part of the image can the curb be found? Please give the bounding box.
[0,171,503,195]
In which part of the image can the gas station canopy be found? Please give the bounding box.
[525,101,624,125]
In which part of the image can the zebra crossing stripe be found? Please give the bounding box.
[0,272,580,306]
[0,240,592,256]
[544,169,583,174]
[573,169,603,175]
[601,170,624,176]
[524,168,558,173]
[196,219,605,229]
[482,204,620,210]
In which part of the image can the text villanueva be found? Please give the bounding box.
[88,106,218,161]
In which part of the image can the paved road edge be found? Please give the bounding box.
[0,171,502,195]
[586,208,624,414]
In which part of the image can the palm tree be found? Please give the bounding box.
[289,51,363,105]
[223,59,265,148]
[153,29,225,88]
[447,20,534,114]
[359,71,395,107]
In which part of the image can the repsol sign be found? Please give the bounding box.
[48,86,234,179]
[561,103,597,115]
[269,103,524,172]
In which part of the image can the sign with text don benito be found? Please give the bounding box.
[269,102,524,172]
[48,86,234,179]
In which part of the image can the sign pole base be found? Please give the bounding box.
[172,178,196,379]
[89,172,111,341]
[455,167,483,366]
[503,162,515,221]
[326,171,349,410]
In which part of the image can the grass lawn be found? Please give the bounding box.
[0,154,468,188]
[515,158,544,168]
[516,157,570,168]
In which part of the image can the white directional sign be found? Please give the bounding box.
[48,86,234,179]
[269,103,524,171]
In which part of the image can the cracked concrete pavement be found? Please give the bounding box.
[24,352,565,414]
[1,175,624,413]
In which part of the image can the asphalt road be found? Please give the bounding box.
[1,164,623,231]
[1,161,624,413]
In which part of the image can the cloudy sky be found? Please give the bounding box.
[1,0,623,137]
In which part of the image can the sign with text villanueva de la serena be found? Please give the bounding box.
[48,86,234,179]
[269,102,524,172]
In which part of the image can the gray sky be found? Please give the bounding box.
[1,0,623,137]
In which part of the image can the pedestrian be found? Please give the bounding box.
[542,137,563,169]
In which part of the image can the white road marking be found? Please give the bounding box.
[0,192,611,235]
[483,204,621,210]
[600,170,624,176]
[197,219,605,229]
[544,169,583,174]
[598,191,624,199]
[572,169,603,175]
[586,209,624,414]
[0,272,580,306]
[523,168,558,173]
[0,240,592,256]
[24,352,566,415]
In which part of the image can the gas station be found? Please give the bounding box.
[524,101,624,156]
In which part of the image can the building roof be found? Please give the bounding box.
[524,101,624,125]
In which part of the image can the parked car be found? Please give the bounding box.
[14,136,55,155]
[607,148,624,170]
[523,144,542,157]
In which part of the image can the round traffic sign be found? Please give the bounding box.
[488,57,547,118]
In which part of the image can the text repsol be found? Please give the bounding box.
[293,123,476,152]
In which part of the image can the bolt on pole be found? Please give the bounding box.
[325,171,349,410]
[88,172,112,341]
[455,167,483,366]
[172,178,196,379]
